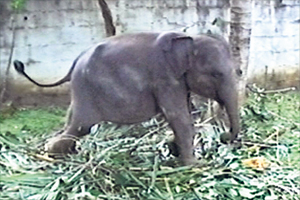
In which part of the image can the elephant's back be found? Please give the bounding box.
[107,32,160,44]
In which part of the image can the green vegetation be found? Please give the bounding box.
[0,107,66,136]
[11,0,26,10]
[0,90,299,199]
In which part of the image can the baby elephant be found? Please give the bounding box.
[14,31,240,165]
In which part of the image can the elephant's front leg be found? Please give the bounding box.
[156,83,196,165]
[166,111,196,165]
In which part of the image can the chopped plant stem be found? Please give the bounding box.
[0,90,299,199]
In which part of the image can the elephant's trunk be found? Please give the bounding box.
[219,81,240,143]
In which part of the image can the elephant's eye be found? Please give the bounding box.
[211,72,223,78]
[236,69,243,76]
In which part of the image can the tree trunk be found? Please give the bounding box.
[0,15,16,107]
[229,0,252,106]
[97,0,116,37]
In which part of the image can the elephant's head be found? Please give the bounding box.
[190,35,239,142]
[162,34,240,143]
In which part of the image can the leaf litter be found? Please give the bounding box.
[0,86,299,199]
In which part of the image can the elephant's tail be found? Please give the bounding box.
[13,59,77,88]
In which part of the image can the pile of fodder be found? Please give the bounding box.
[0,88,299,199]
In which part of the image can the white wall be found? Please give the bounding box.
[249,0,299,83]
[0,0,299,105]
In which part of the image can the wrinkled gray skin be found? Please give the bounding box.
[14,32,240,165]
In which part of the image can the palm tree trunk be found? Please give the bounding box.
[98,0,116,37]
[229,0,252,106]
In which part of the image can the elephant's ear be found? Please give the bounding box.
[163,36,194,78]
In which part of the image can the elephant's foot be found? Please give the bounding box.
[220,132,234,144]
[168,140,180,157]
[180,155,198,166]
[168,141,198,166]
[45,135,77,157]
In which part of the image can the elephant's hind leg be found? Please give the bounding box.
[46,102,102,157]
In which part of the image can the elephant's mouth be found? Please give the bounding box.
[215,94,226,108]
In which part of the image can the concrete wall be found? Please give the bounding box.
[0,0,105,105]
[248,0,300,88]
[0,0,299,106]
